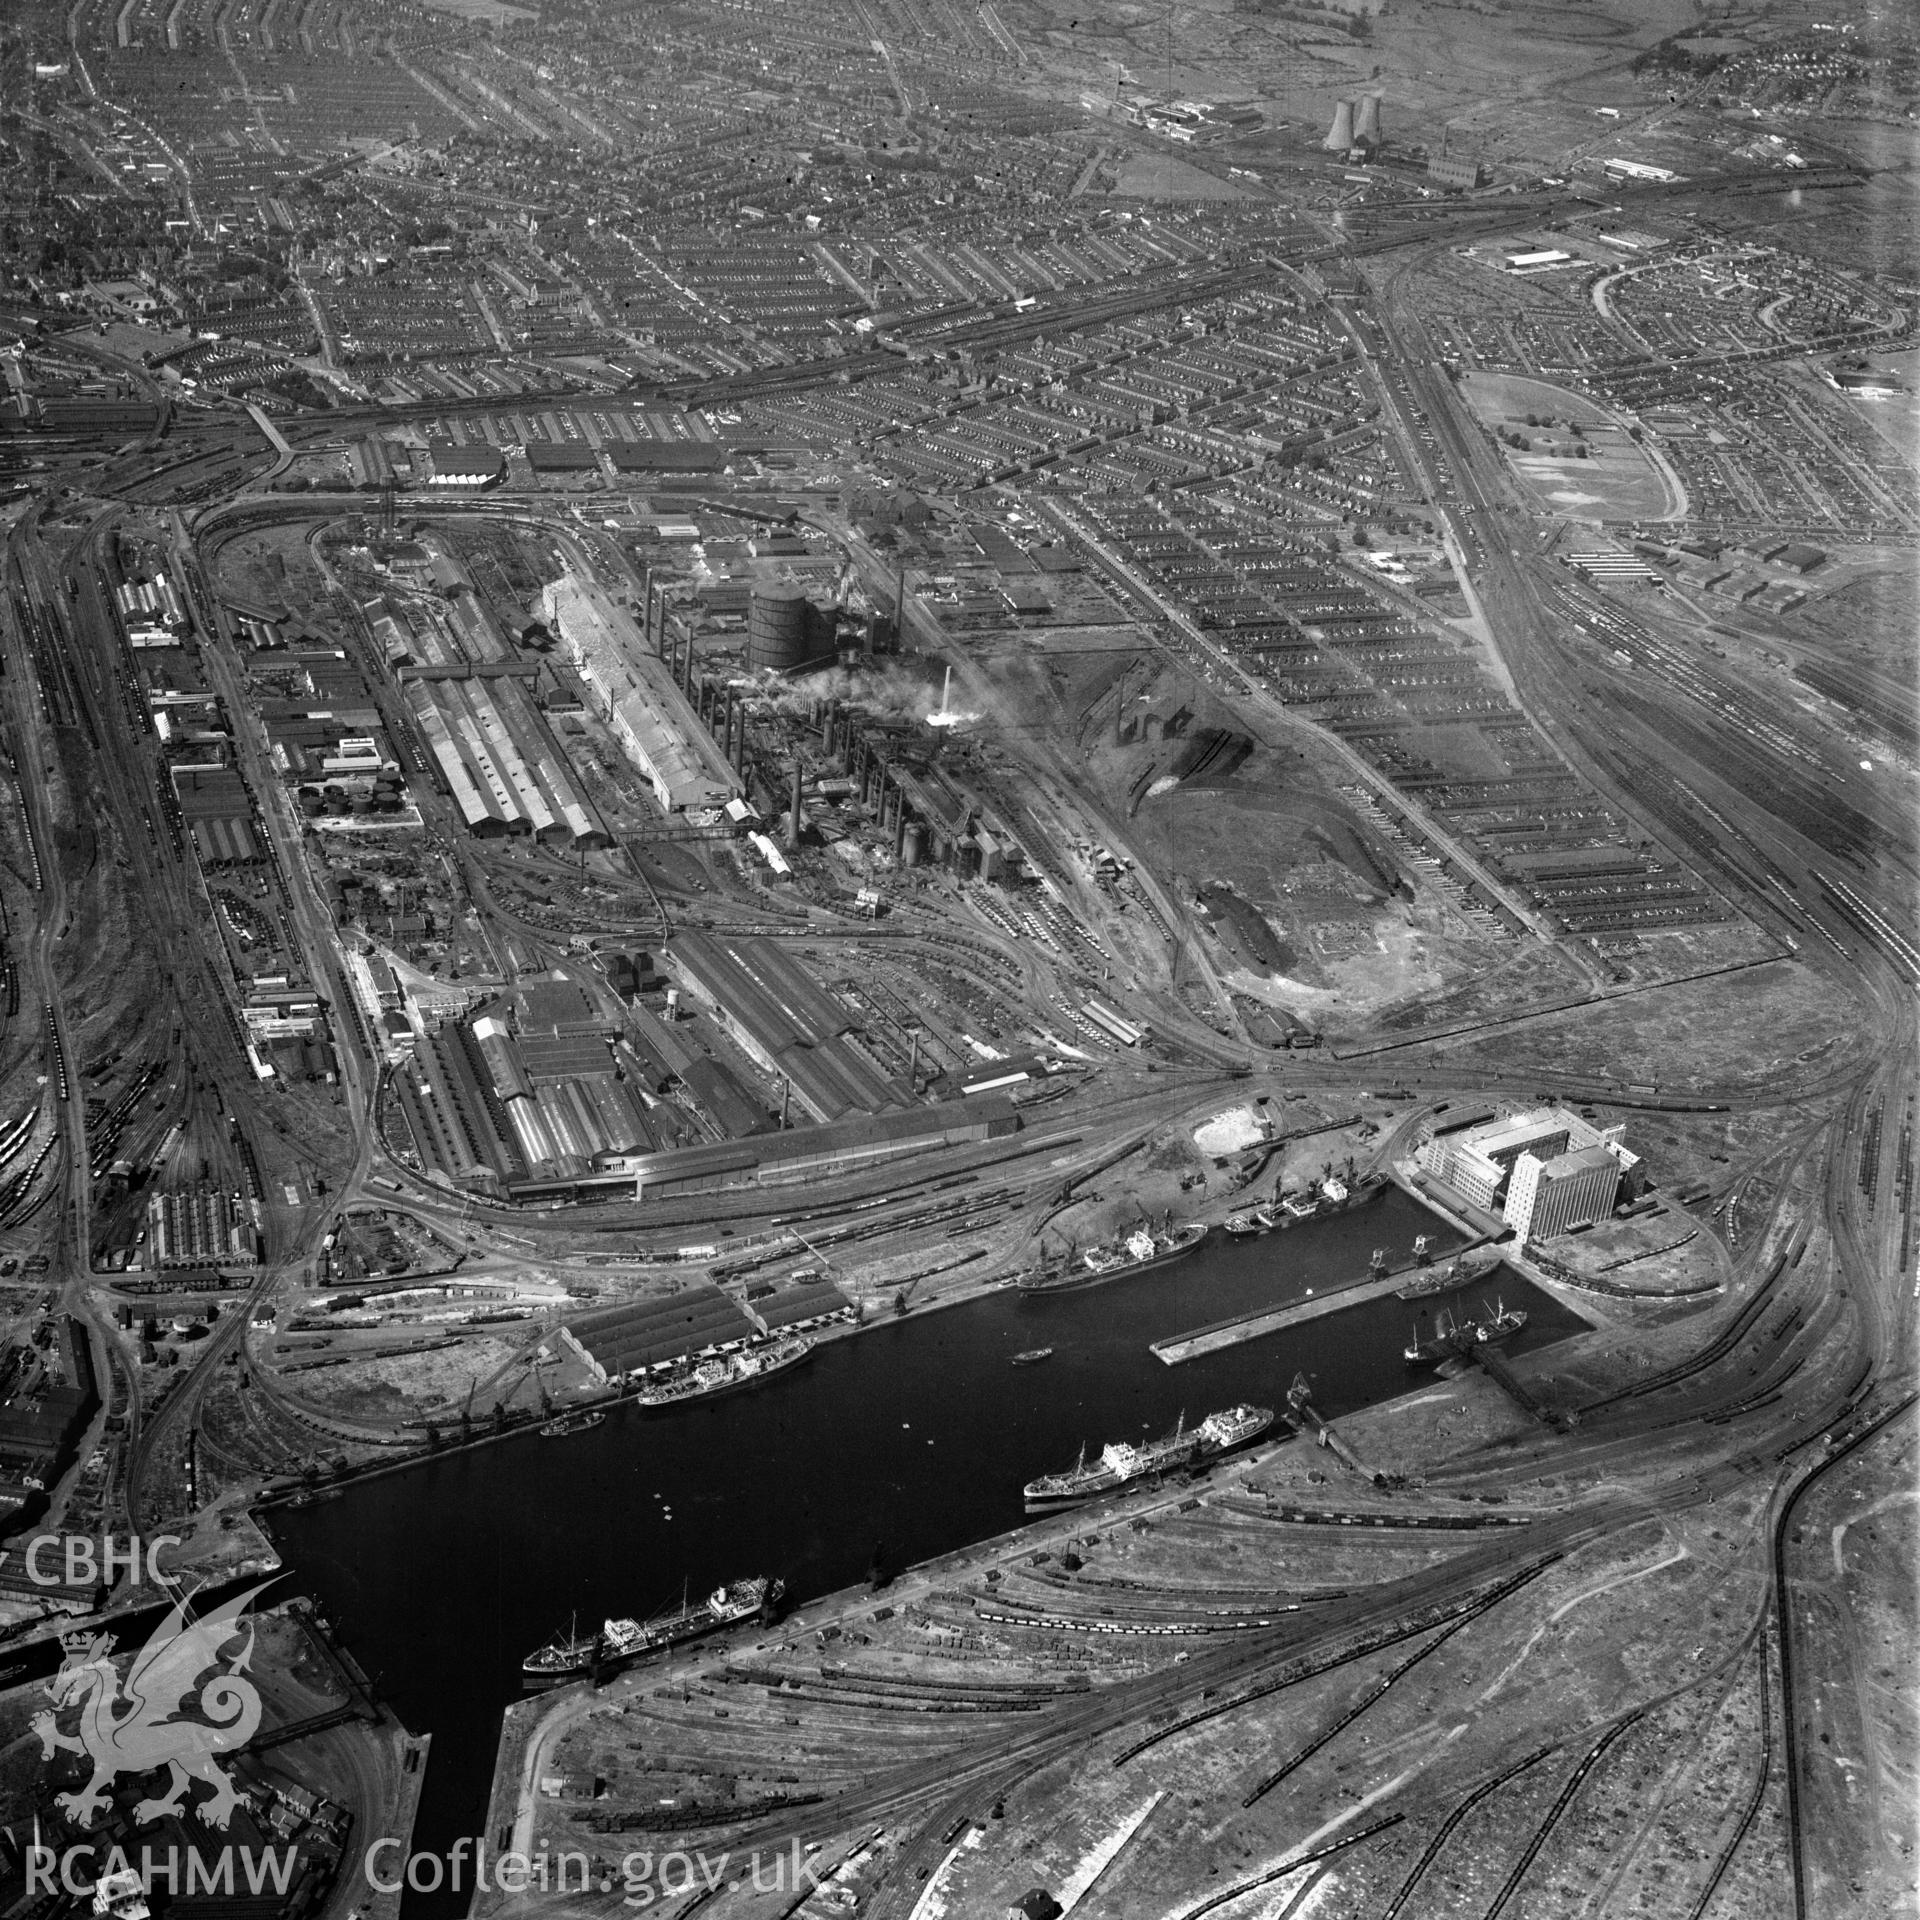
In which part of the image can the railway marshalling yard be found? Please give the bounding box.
[0,0,1916,1913]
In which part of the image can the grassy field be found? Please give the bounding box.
[1461,370,1674,519]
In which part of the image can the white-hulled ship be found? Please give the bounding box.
[1023,1402,1274,1509]
[631,1337,814,1407]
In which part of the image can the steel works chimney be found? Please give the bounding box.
[787,762,804,852]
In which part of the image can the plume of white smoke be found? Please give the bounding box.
[744,660,981,729]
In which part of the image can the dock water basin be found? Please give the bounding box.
[268,1186,1588,1903]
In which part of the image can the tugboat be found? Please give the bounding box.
[1474,1298,1528,1346]
[523,1614,598,1681]
[539,1409,606,1439]
[1017,1217,1207,1295]
[1011,1347,1054,1366]
[1023,1402,1273,1509]
[1405,1308,1472,1367]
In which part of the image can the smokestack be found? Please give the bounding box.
[939,666,952,719]
[894,801,908,858]
[1324,99,1355,151]
[842,722,855,778]
[733,705,747,774]
[1354,93,1381,146]
[787,762,803,852]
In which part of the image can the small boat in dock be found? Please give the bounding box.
[539,1409,606,1439]
[1475,1298,1527,1346]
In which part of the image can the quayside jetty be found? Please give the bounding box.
[1152,1243,1498,1366]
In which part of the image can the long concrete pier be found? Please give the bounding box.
[1152,1267,1424,1365]
[1151,1240,1502,1365]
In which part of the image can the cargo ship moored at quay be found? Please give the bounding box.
[1404,1300,1528,1367]
[1274,1171,1388,1224]
[631,1337,815,1408]
[523,1577,785,1680]
[1016,1219,1208,1296]
[1023,1402,1274,1510]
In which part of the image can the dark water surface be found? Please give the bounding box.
[267,1190,1585,1892]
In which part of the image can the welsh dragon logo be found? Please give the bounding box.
[32,1581,272,1830]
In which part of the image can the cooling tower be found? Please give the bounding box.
[1323,99,1355,152]
[1354,93,1381,146]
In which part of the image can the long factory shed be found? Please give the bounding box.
[667,932,907,1122]
[508,1094,1021,1203]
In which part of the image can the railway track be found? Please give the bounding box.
[1482,1711,1643,1918]
[1379,1744,1557,1920]
[1772,1391,1919,1919]
[1682,1631,1774,1920]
